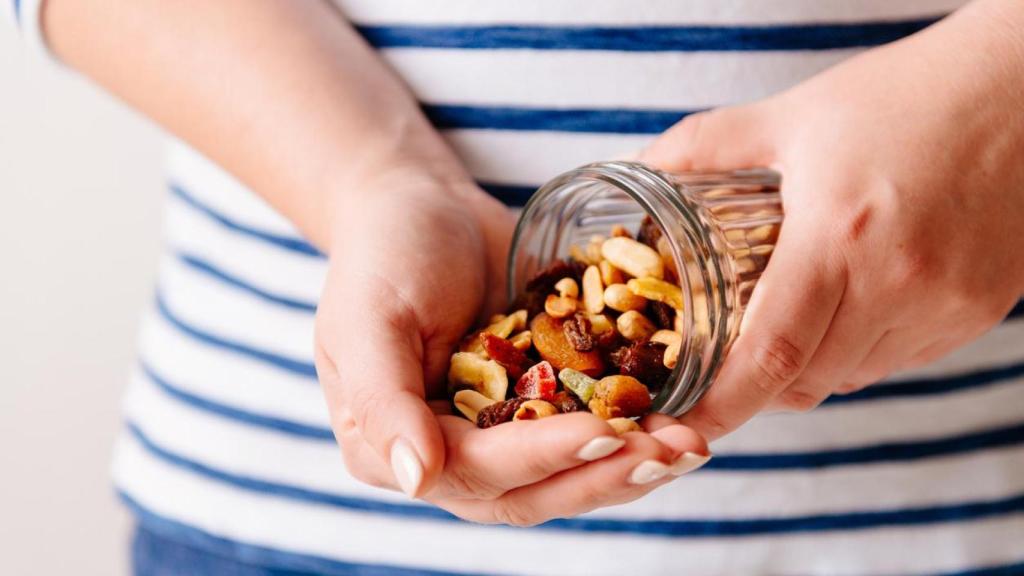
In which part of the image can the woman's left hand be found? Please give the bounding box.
[640,0,1024,442]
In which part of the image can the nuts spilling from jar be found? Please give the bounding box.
[448,220,686,434]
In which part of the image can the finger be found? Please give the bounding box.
[430,412,626,500]
[847,327,947,386]
[316,292,445,498]
[437,428,702,527]
[678,223,845,441]
[639,103,777,172]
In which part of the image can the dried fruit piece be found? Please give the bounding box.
[610,224,632,239]
[448,352,509,402]
[525,259,586,294]
[513,399,558,421]
[480,333,531,381]
[589,375,652,419]
[617,310,657,342]
[563,314,595,352]
[628,277,684,310]
[558,368,598,403]
[554,277,579,299]
[648,301,675,330]
[651,330,683,369]
[581,265,605,314]
[544,294,578,319]
[604,283,646,312]
[530,313,605,377]
[477,398,527,428]
[607,417,642,435]
[551,391,586,414]
[618,341,672,385]
[601,237,664,280]
[514,361,558,401]
[637,215,662,248]
[462,309,529,353]
[453,389,498,422]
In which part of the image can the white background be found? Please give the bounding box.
[0,17,164,576]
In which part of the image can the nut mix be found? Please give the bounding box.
[448,219,688,433]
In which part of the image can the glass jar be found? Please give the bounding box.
[508,161,783,417]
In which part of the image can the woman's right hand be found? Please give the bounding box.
[314,169,710,526]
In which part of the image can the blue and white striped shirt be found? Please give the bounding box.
[11,0,1024,574]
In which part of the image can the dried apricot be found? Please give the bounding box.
[530,313,605,377]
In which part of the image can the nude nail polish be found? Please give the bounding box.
[576,436,626,461]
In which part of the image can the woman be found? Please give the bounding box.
[10,0,1023,573]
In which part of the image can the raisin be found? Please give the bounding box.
[618,341,672,386]
[525,259,586,294]
[551,391,585,414]
[480,333,530,381]
[637,215,663,249]
[649,301,675,330]
[477,397,527,428]
[563,313,595,352]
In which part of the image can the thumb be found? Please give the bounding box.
[639,102,777,172]
[315,288,445,498]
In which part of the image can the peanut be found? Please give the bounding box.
[617,310,656,341]
[582,265,605,314]
[513,399,558,421]
[603,283,646,312]
[448,352,509,401]
[607,417,642,435]
[599,259,625,286]
[590,375,652,419]
[544,294,578,319]
[586,235,605,264]
[453,389,498,422]
[509,330,532,351]
[627,277,684,310]
[601,237,664,280]
[586,313,614,335]
[554,277,579,299]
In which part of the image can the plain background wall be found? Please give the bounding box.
[1,15,164,576]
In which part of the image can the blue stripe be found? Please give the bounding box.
[123,493,479,576]
[478,181,537,207]
[357,18,940,52]
[169,183,324,258]
[932,561,1024,576]
[177,252,318,313]
[425,104,690,134]
[825,360,1024,406]
[155,292,317,379]
[1008,299,1024,320]
[706,422,1024,471]
[140,361,334,440]
[126,421,1024,537]
[13,0,20,22]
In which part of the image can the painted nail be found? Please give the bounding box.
[576,436,626,461]
[670,452,711,476]
[629,460,670,485]
[390,439,424,497]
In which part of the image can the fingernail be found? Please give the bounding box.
[629,460,670,485]
[576,436,626,461]
[390,439,423,497]
[670,452,711,476]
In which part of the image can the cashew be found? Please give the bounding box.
[627,277,684,310]
[652,330,683,369]
[582,265,605,314]
[513,399,558,421]
[554,277,579,299]
[487,313,507,325]
[607,417,642,435]
[599,259,625,286]
[601,237,664,280]
[616,310,656,341]
[586,313,614,335]
[544,294,578,319]
[509,330,533,351]
[603,283,646,312]
[448,352,509,401]
[453,389,498,422]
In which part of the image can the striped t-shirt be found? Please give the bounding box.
[11,1,1024,574]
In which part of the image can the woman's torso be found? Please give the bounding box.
[116,1,1024,574]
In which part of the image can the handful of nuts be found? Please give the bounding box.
[448,219,686,434]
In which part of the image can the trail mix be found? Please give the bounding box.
[448,218,685,433]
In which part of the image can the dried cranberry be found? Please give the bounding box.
[476,398,527,428]
[480,333,530,381]
[563,314,595,352]
[649,301,675,330]
[514,361,558,401]
[618,341,671,386]
[551,391,585,414]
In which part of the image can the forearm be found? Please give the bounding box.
[43,0,467,249]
